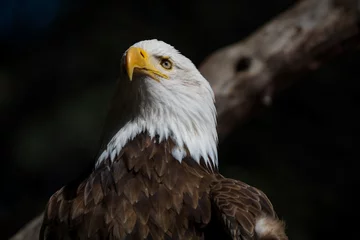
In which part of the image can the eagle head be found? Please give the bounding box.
[98,40,218,169]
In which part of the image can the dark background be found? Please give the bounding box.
[1,0,358,239]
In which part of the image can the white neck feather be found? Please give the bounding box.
[96,77,218,170]
[96,79,218,170]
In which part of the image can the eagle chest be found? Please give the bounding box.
[60,138,214,239]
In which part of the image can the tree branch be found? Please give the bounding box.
[9,0,360,239]
[199,0,360,140]
[9,214,43,240]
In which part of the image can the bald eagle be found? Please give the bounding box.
[40,40,288,240]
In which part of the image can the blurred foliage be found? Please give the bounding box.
[0,0,358,239]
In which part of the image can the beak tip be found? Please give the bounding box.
[125,47,139,81]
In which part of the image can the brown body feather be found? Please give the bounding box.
[40,134,286,240]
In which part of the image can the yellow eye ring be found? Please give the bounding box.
[160,59,172,70]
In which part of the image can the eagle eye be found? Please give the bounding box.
[160,58,173,70]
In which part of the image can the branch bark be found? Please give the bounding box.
[200,0,360,140]
[9,0,360,239]
[10,214,43,240]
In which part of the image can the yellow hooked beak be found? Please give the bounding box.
[125,47,168,82]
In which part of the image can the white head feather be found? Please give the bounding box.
[96,39,218,169]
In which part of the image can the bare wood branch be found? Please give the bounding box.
[9,214,43,240]
[199,0,360,140]
[9,0,360,239]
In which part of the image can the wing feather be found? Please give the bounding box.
[210,176,287,240]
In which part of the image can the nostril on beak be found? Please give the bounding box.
[140,50,145,58]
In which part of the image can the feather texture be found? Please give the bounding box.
[40,134,286,240]
[41,134,214,240]
[209,177,288,240]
